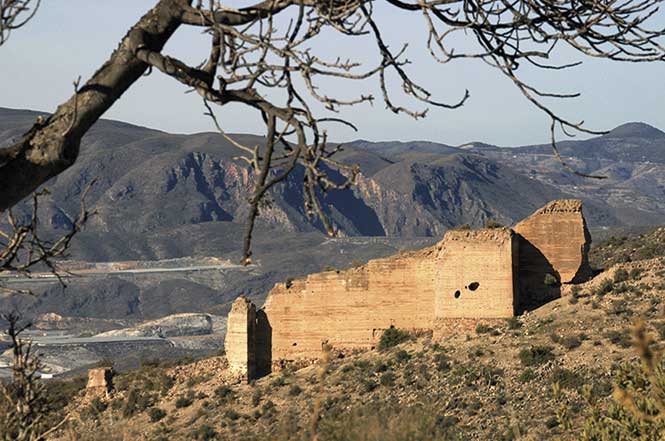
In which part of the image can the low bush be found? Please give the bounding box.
[506,316,522,330]
[551,333,582,350]
[605,330,632,348]
[378,327,410,351]
[544,273,559,287]
[613,268,629,283]
[518,368,537,383]
[596,279,614,296]
[518,346,555,366]
[475,323,494,334]
[214,385,234,404]
[434,353,451,372]
[224,409,240,421]
[192,424,218,441]
[394,349,411,363]
[288,384,302,396]
[484,219,502,228]
[609,300,631,315]
[380,372,396,387]
[149,407,166,423]
[551,367,585,390]
[175,395,193,409]
[251,389,262,407]
[123,389,155,418]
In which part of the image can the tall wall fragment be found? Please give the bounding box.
[86,367,113,398]
[225,296,271,381]
[514,199,592,285]
[225,297,257,381]
[435,228,519,319]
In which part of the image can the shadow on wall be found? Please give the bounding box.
[255,309,272,379]
[516,235,561,313]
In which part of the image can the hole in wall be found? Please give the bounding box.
[468,282,480,291]
[454,290,461,299]
[292,342,298,346]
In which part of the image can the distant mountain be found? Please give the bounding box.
[1,107,663,320]
[3,107,661,251]
[461,123,665,225]
[346,139,461,159]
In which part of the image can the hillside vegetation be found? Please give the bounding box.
[35,250,665,440]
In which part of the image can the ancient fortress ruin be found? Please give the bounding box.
[226,199,592,380]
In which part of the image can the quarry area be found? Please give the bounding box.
[0,256,243,378]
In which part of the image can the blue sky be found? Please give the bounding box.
[1,1,664,146]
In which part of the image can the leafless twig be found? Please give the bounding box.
[0,0,40,46]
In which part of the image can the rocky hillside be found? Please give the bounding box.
[37,253,665,440]
[590,226,665,269]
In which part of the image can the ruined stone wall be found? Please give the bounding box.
[86,367,113,398]
[435,228,518,319]
[235,199,590,368]
[263,247,440,361]
[225,296,271,381]
[263,228,519,361]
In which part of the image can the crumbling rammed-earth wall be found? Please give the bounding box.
[225,296,271,381]
[263,227,520,361]
[436,228,518,319]
[263,248,439,361]
[225,297,257,381]
[225,199,592,378]
[86,367,113,398]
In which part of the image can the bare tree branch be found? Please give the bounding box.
[0,312,69,441]
[1,0,664,261]
[0,181,96,295]
[0,0,40,46]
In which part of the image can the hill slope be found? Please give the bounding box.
[38,251,665,440]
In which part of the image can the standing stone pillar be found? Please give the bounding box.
[225,296,257,382]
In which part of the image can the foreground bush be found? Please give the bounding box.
[317,403,462,441]
[518,346,555,366]
[582,322,665,440]
[378,327,410,351]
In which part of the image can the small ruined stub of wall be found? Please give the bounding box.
[86,367,113,398]
[514,199,592,286]
[435,228,518,321]
[263,246,440,361]
[225,296,270,381]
